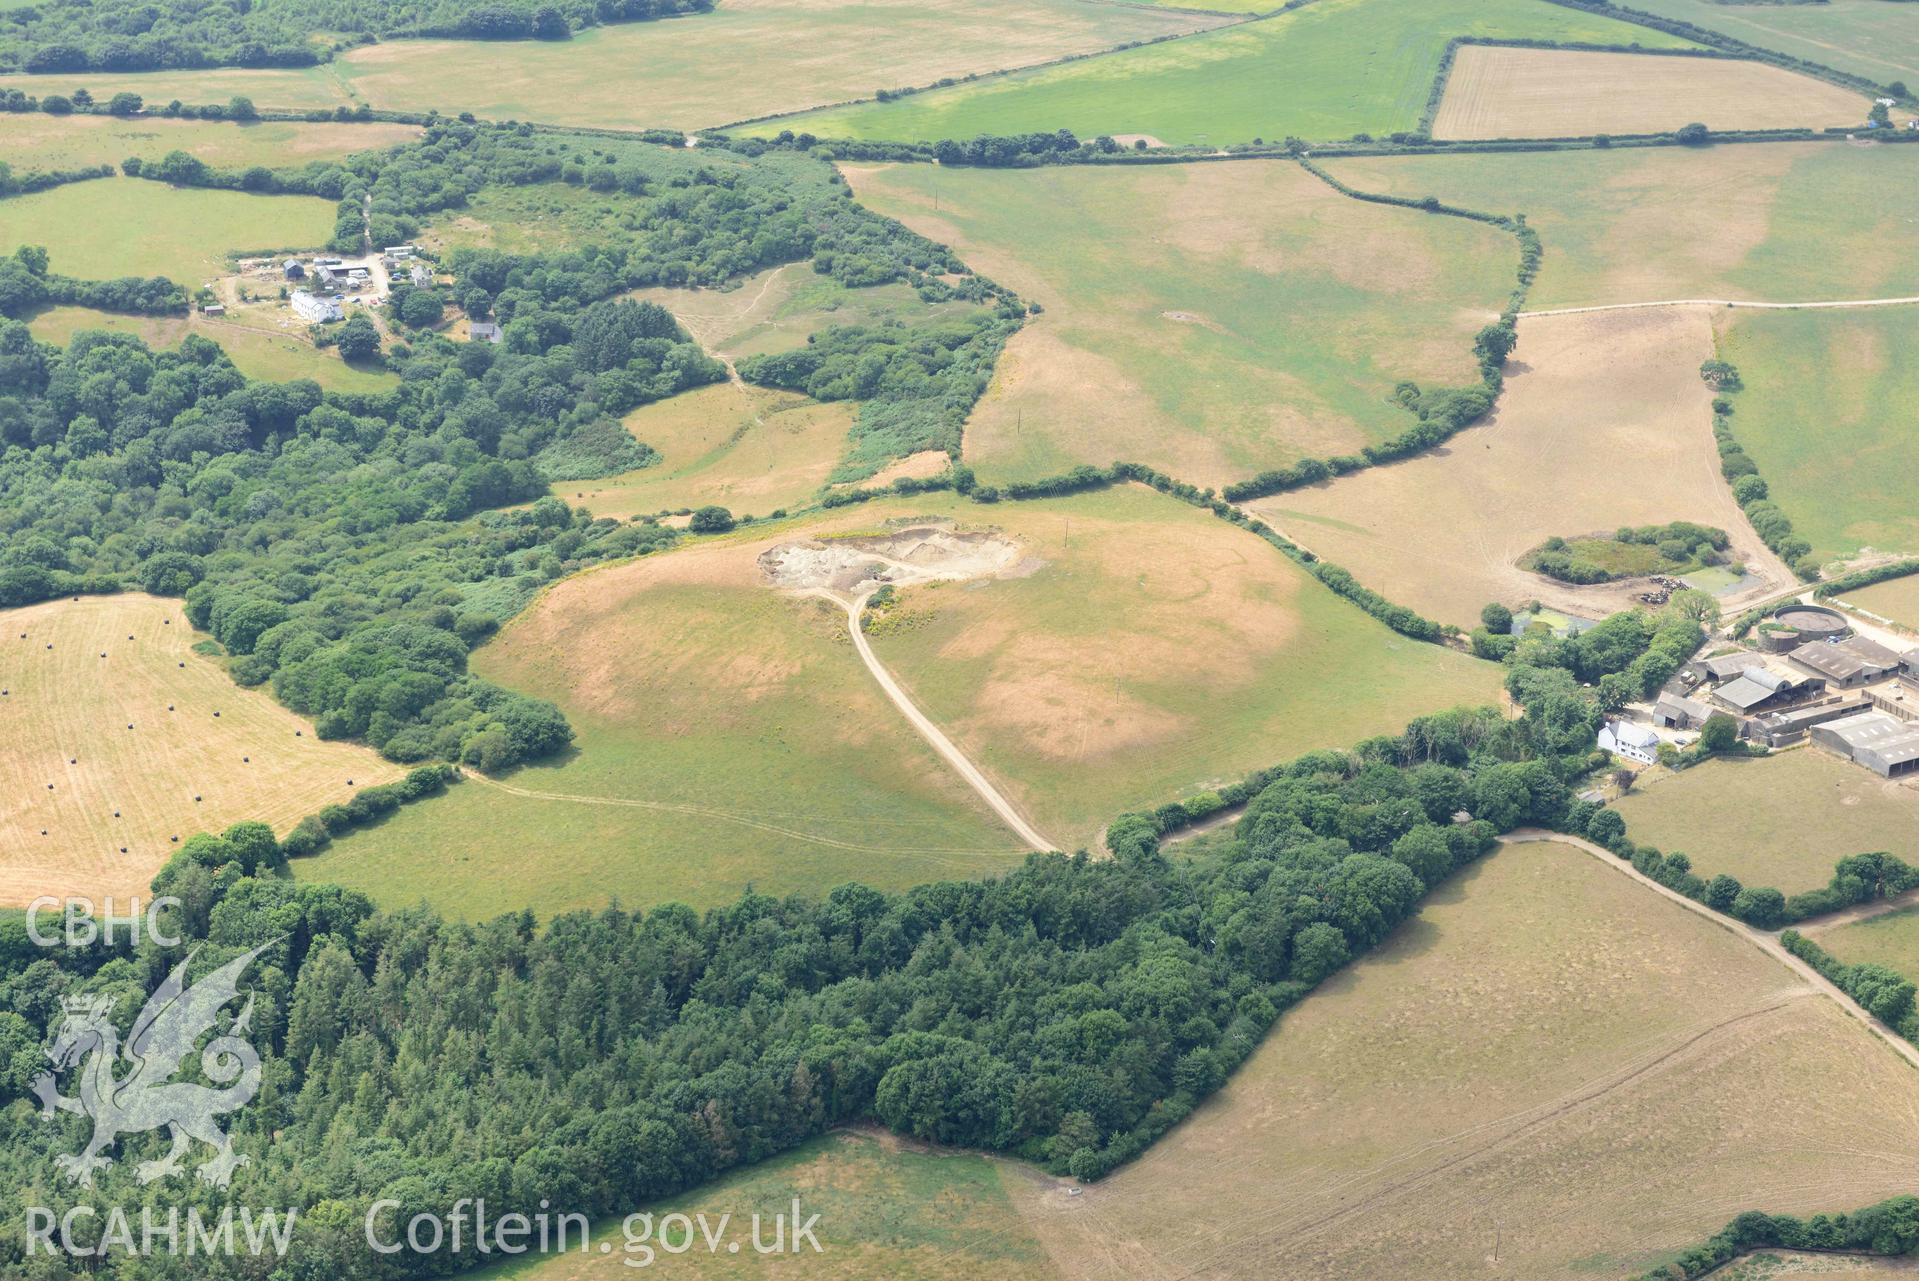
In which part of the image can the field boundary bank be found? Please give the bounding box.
[1502,830,1919,1071]
[1521,296,1919,318]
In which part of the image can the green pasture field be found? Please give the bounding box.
[846,158,1515,488]
[0,116,418,171]
[1612,749,1919,896]
[1716,306,1919,562]
[1842,574,1919,633]
[1,176,335,286]
[1628,0,1919,88]
[757,0,1695,146]
[863,486,1504,851]
[477,1130,1055,1281]
[1813,905,1919,989]
[26,306,396,392]
[1327,142,1919,308]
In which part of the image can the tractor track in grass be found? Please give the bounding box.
[1519,295,1919,318]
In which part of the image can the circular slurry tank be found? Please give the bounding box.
[1758,603,1851,652]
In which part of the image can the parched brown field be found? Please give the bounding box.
[1007,842,1919,1280]
[1613,750,1919,897]
[0,595,400,907]
[1433,46,1872,140]
[846,159,1515,490]
[0,115,419,172]
[302,487,1499,915]
[1250,307,1790,627]
[565,383,855,520]
[862,486,1502,852]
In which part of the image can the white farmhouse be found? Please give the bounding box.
[1597,720,1659,766]
[291,290,344,324]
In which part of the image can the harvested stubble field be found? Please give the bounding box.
[26,305,397,393]
[1325,143,1919,309]
[1629,0,1919,88]
[1842,576,1919,634]
[0,116,419,171]
[0,176,335,287]
[0,595,399,907]
[1249,307,1787,627]
[761,0,1694,146]
[845,159,1515,489]
[1613,750,1919,897]
[301,486,1500,915]
[478,1130,1056,1281]
[563,383,857,521]
[1007,841,1919,1280]
[1714,307,1919,563]
[1432,46,1871,141]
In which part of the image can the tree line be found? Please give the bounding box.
[0,122,1027,769]
[1,0,712,76]
[0,657,1639,1277]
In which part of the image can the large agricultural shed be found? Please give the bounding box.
[1810,710,1919,779]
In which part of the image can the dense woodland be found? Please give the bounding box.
[0,123,1024,769]
[0,0,712,75]
[0,583,1686,1275]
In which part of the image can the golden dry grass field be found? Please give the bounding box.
[0,65,350,115]
[299,486,1500,916]
[27,305,398,393]
[845,159,1515,490]
[1006,841,1919,1280]
[0,116,419,171]
[1612,750,1919,897]
[1249,307,1788,627]
[0,595,400,907]
[563,383,856,521]
[1432,47,1873,141]
[1324,143,1919,309]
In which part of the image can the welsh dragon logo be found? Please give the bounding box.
[32,941,275,1189]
